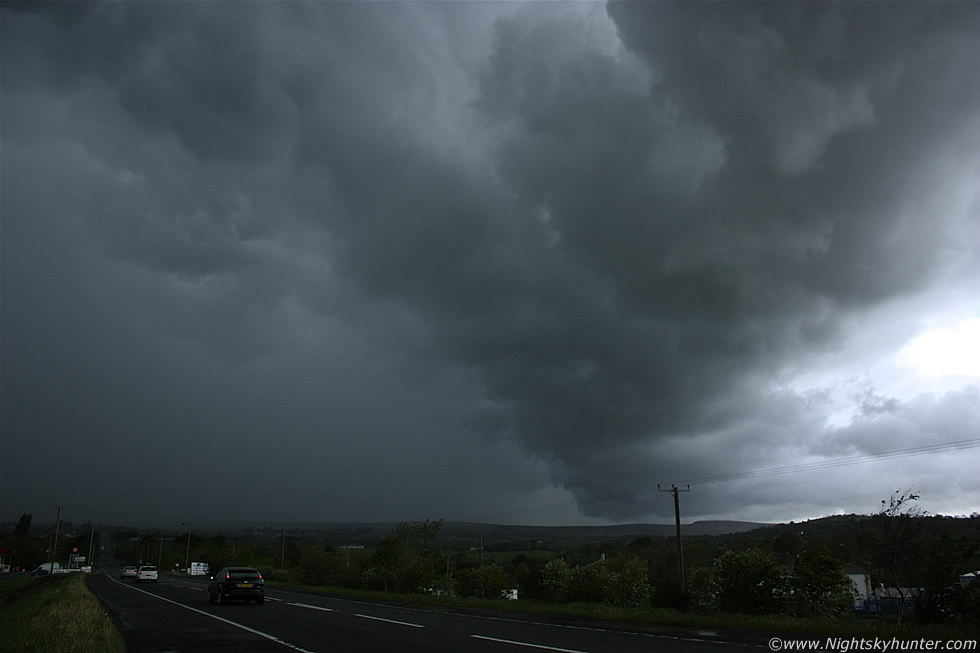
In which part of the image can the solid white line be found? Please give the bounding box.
[354,613,424,628]
[288,602,334,612]
[471,634,589,653]
[103,574,314,652]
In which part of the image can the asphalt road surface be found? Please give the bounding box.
[87,568,773,653]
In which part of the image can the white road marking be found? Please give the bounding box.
[354,613,424,628]
[103,573,314,652]
[471,634,590,653]
[288,602,334,612]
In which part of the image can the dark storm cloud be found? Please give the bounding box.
[439,2,978,516]
[2,2,978,526]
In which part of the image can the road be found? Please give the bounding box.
[87,567,773,653]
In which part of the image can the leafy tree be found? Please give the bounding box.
[607,555,651,608]
[14,513,31,537]
[714,547,786,614]
[298,547,347,586]
[790,546,855,616]
[773,530,804,562]
[687,566,718,611]
[914,530,979,624]
[568,559,612,604]
[541,558,572,603]
[508,554,548,600]
[456,565,512,599]
[370,535,403,591]
[367,519,444,593]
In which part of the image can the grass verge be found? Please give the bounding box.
[0,573,125,653]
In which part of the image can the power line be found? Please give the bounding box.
[676,438,980,487]
[479,437,980,522]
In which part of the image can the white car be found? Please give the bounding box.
[120,565,138,580]
[136,565,158,583]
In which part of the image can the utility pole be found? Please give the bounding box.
[658,484,690,593]
[281,525,286,570]
[182,523,191,573]
[88,522,95,571]
[51,507,62,571]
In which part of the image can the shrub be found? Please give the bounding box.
[714,547,786,615]
[455,565,512,599]
[607,556,651,608]
[568,560,612,604]
[542,558,572,603]
[790,547,855,616]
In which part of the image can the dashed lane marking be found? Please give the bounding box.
[354,613,424,628]
[471,634,590,652]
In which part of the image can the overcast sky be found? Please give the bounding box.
[2,1,978,530]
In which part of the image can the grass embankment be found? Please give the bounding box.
[0,573,125,653]
[271,580,979,641]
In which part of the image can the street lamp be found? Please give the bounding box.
[181,523,191,573]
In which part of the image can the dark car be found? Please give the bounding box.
[207,567,264,605]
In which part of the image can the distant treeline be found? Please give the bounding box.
[4,504,978,623]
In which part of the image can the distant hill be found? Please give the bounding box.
[438,520,767,542]
[264,520,768,548]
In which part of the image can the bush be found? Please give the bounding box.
[568,560,612,604]
[789,547,855,616]
[607,556,651,608]
[542,558,572,603]
[455,565,512,599]
[686,566,717,611]
[714,547,786,615]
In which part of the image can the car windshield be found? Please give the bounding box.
[140,566,156,571]
[229,569,260,579]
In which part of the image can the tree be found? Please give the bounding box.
[714,547,786,614]
[863,489,925,624]
[367,519,444,593]
[370,535,403,592]
[790,546,855,616]
[568,559,612,604]
[607,555,651,608]
[541,558,572,603]
[773,530,804,562]
[14,513,31,537]
[456,565,511,599]
[687,566,719,611]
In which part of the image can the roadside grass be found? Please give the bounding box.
[0,573,125,653]
[269,580,978,641]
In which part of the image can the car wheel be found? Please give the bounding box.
[256,598,264,605]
